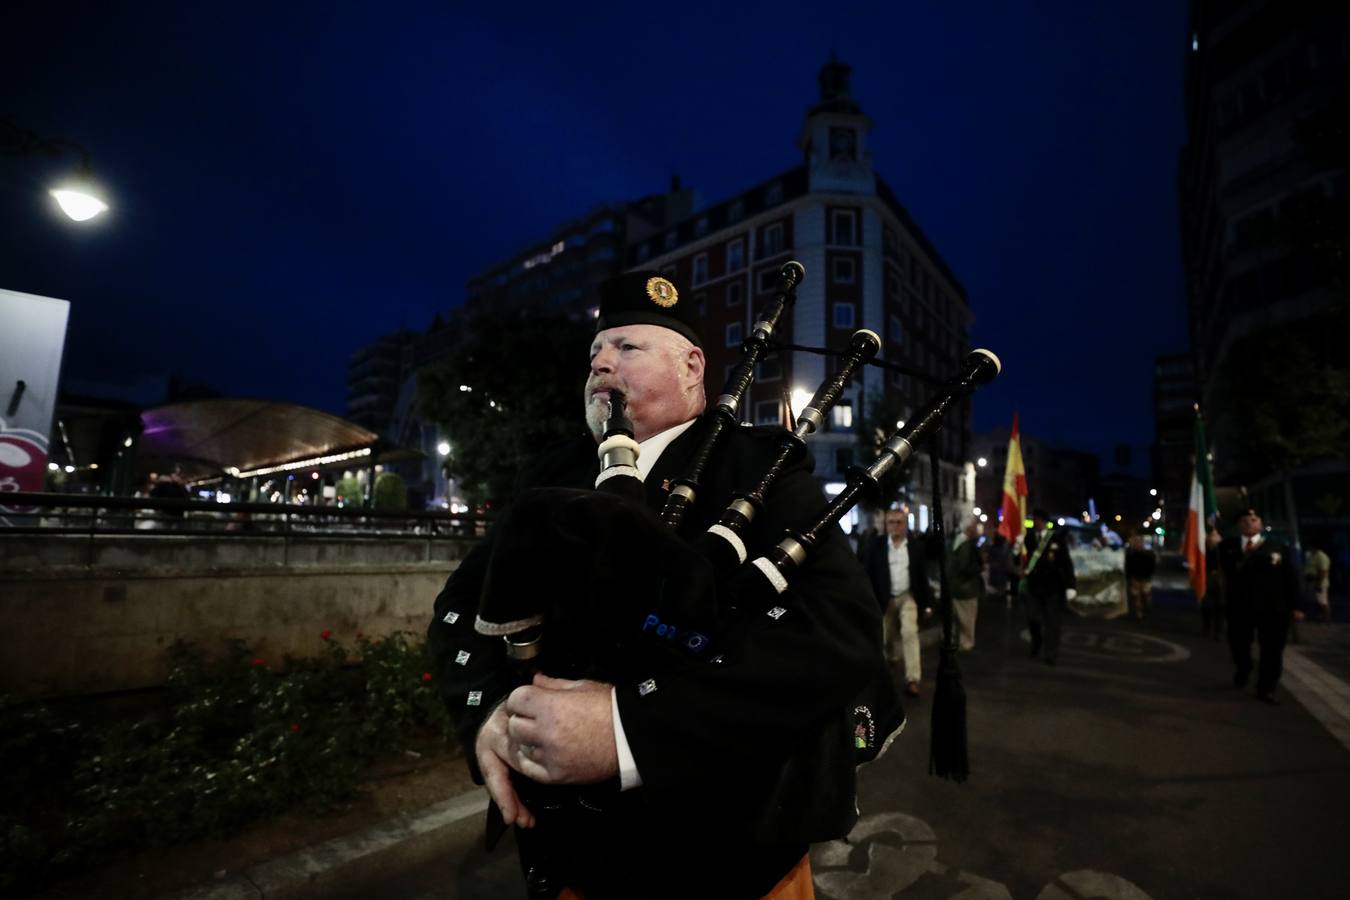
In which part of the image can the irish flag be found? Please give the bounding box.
[1182,411,1217,601]
[997,413,1027,545]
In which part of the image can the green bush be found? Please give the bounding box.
[373,472,408,511]
[336,475,364,506]
[0,632,452,897]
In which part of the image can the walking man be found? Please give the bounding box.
[865,504,934,697]
[1221,507,1301,703]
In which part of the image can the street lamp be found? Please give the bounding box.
[2,119,110,222]
[437,441,451,457]
[977,457,987,467]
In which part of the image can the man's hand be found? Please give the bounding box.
[505,674,618,786]
[475,701,535,828]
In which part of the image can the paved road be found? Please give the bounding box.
[359,589,1350,899]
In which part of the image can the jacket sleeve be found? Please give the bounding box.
[426,523,527,784]
[911,543,935,607]
[614,459,881,805]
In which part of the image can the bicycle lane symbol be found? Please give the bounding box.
[812,812,1154,899]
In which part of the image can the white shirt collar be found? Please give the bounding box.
[635,418,697,482]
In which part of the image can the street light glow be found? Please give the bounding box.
[1149,488,1158,496]
[977,457,987,467]
[790,387,813,415]
[50,186,108,222]
[437,441,451,456]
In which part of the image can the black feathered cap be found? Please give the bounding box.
[1233,506,1260,522]
[595,270,703,349]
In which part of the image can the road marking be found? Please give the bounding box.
[1283,647,1350,752]
[1020,629,1191,663]
[813,813,1153,900]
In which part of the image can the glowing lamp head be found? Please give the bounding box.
[50,184,109,222]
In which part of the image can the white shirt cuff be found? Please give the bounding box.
[611,687,642,790]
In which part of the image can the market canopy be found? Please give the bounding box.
[139,399,380,483]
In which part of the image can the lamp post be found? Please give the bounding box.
[2,119,110,222]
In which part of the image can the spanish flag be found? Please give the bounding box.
[997,413,1027,546]
[1183,410,1217,601]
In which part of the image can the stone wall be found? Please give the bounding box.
[0,534,473,698]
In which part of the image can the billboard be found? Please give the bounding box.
[1,288,71,516]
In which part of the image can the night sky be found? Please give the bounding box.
[2,2,1189,475]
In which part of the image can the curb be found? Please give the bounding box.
[172,789,489,900]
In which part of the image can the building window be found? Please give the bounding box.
[765,181,784,206]
[886,270,899,296]
[829,127,857,161]
[727,238,745,272]
[832,257,856,284]
[831,209,857,246]
[756,354,781,381]
[727,281,743,306]
[692,253,709,286]
[762,222,784,257]
[831,399,853,430]
[757,267,780,294]
[832,302,855,329]
[695,293,706,317]
[726,321,743,347]
[754,400,781,426]
[888,313,903,343]
[695,217,709,238]
[834,447,854,473]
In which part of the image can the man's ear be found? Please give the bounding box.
[685,346,706,387]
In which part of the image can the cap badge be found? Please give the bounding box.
[645,276,678,308]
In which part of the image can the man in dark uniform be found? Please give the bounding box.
[1220,507,1301,703]
[1022,509,1077,665]
[427,271,880,899]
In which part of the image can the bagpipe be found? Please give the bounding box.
[470,260,999,882]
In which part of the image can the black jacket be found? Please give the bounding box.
[427,414,880,898]
[1219,536,1300,617]
[862,533,935,611]
[1024,526,1077,598]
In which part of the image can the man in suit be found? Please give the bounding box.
[427,270,879,899]
[1221,507,1301,703]
[864,503,934,697]
[1022,509,1077,665]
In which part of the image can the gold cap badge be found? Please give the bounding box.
[646,276,678,308]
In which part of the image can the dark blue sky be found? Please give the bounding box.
[2,1,1188,473]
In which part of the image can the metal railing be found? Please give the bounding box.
[0,492,489,557]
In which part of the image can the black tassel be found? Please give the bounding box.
[927,437,969,782]
[928,643,969,781]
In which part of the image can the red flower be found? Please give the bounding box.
[320,629,332,641]
[289,723,300,733]
[421,672,433,683]
[251,658,265,667]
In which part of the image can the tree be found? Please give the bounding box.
[854,385,913,510]
[419,305,593,507]
[1212,306,1350,476]
[373,472,407,511]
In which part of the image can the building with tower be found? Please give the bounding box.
[627,58,976,529]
